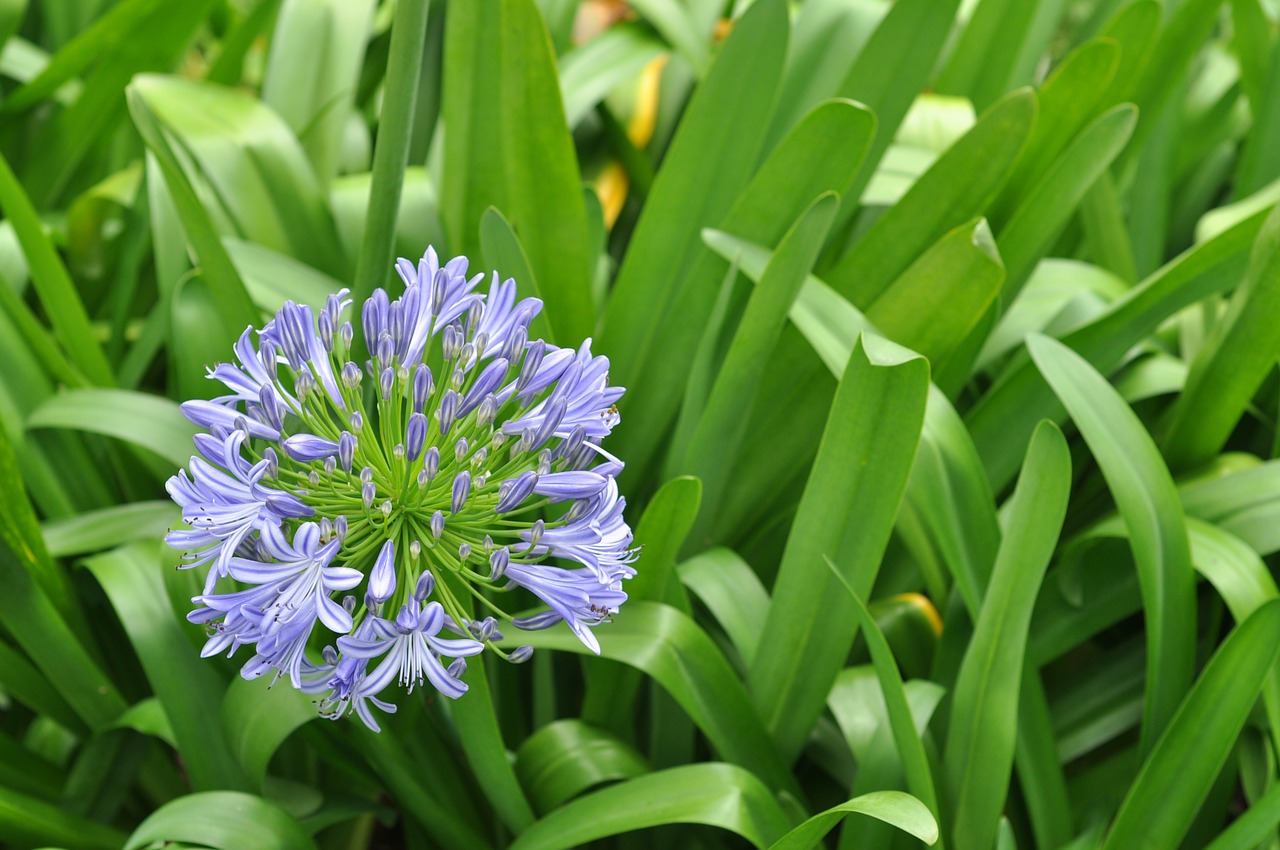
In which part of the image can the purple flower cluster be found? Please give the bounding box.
[167,248,636,730]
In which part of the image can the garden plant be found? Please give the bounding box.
[1,0,1280,848]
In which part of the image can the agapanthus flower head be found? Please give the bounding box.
[166,248,636,730]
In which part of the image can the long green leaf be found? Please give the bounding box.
[769,791,939,850]
[1027,333,1195,753]
[350,0,429,302]
[27,388,196,469]
[988,37,1121,227]
[937,0,1065,111]
[1102,601,1280,849]
[750,334,929,761]
[0,149,113,385]
[0,784,124,850]
[969,203,1273,491]
[827,562,942,845]
[83,542,248,791]
[514,720,649,814]
[123,791,316,850]
[997,104,1137,301]
[866,217,1003,366]
[261,0,375,186]
[499,601,794,794]
[945,421,1070,850]
[127,80,260,341]
[442,0,592,341]
[826,89,1035,308]
[600,0,789,391]
[678,547,771,665]
[677,193,838,541]
[1162,205,1280,467]
[451,653,537,832]
[219,677,316,790]
[42,501,174,558]
[507,764,791,850]
[129,74,346,278]
[616,98,873,480]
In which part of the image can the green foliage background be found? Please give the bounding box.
[1,0,1279,847]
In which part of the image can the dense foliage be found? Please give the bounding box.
[2,0,1280,847]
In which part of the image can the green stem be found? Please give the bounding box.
[350,0,432,305]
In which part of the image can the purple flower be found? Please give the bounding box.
[165,247,635,730]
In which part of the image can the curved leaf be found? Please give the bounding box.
[945,421,1070,850]
[751,334,929,761]
[1102,601,1280,849]
[27,388,195,469]
[678,547,770,665]
[83,543,247,791]
[220,677,316,790]
[515,720,649,814]
[1028,333,1195,753]
[769,791,939,850]
[507,764,790,850]
[499,601,794,794]
[123,791,317,850]
[443,0,593,341]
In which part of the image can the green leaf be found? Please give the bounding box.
[559,22,665,127]
[615,98,873,480]
[114,697,176,747]
[937,0,1065,111]
[330,168,445,274]
[123,791,317,850]
[866,217,1004,366]
[83,542,248,791]
[988,37,1120,227]
[768,791,940,850]
[224,237,345,313]
[128,74,346,279]
[1027,333,1195,753]
[498,601,795,794]
[515,720,649,814]
[0,785,124,850]
[945,421,1070,850]
[11,0,215,207]
[997,104,1137,301]
[350,0,429,303]
[677,547,771,665]
[833,0,963,210]
[826,89,1036,308]
[220,677,316,790]
[127,81,260,342]
[506,764,791,850]
[623,476,701,606]
[1102,601,1280,850]
[450,653,537,832]
[750,334,929,760]
[581,476,700,730]
[442,0,593,342]
[826,562,942,842]
[0,149,113,385]
[0,418,75,621]
[261,0,376,186]
[479,206,555,346]
[1124,0,1230,159]
[1162,205,1280,467]
[27,388,196,469]
[969,202,1274,492]
[628,0,707,74]
[677,193,838,540]
[600,0,789,391]
[1203,778,1280,850]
